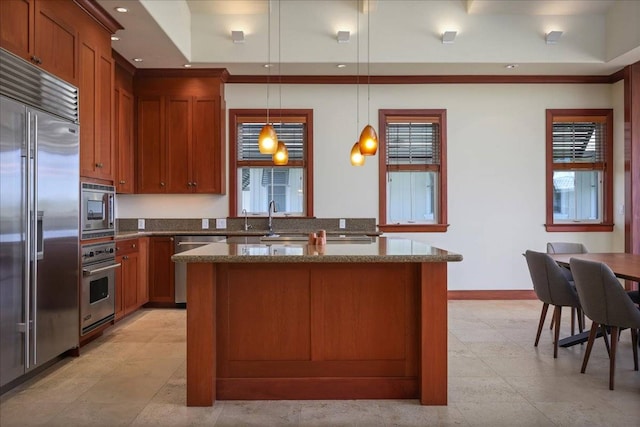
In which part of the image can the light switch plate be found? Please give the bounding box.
[202,218,209,229]
[339,218,346,229]
[216,218,227,229]
[137,219,145,230]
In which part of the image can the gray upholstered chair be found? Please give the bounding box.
[546,242,588,332]
[524,250,584,358]
[569,258,640,390]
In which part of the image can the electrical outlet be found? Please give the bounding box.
[202,218,209,229]
[216,218,227,229]
[137,219,145,230]
[339,218,346,229]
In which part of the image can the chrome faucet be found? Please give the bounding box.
[267,200,277,235]
[241,208,250,231]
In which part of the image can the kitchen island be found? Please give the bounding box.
[171,237,462,406]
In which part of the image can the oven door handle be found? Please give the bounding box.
[82,263,121,276]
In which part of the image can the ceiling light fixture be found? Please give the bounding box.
[337,64,347,68]
[183,64,192,68]
[505,64,519,69]
[441,30,457,44]
[133,58,143,62]
[545,30,563,45]
[358,0,378,156]
[337,30,350,43]
[111,36,120,41]
[115,7,128,13]
[231,30,245,44]
[258,1,278,154]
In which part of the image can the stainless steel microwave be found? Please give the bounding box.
[81,182,115,240]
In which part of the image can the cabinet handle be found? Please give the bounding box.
[96,163,103,168]
[119,180,126,184]
[160,182,165,187]
[187,182,192,187]
[123,255,128,260]
[193,182,197,186]
[132,243,136,248]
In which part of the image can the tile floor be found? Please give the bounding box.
[1,300,638,426]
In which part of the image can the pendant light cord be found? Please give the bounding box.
[367,0,371,125]
[279,0,282,128]
[266,0,271,124]
[356,0,360,138]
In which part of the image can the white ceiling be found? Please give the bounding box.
[98,0,640,76]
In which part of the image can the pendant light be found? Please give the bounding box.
[350,0,364,167]
[273,141,289,165]
[258,1,278,154]
[358,0,378,156]
[272,0,288,165]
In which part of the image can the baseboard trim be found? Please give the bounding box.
[447,290,537,300]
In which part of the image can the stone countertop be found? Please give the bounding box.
[171,237,463,264]
[116,230,382,240]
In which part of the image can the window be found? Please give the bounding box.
[378,109,448,232]
[545,109,613,232]
[229,109,313,216]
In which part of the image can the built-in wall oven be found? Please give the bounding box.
[81,182,115,240]
[80,242,119,335]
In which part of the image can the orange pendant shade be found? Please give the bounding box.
[350,142,365,166]
[258,124,278,154]
[273,141,289,165]
[358,124,378,155]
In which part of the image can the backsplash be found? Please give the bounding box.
[116,217,378,234]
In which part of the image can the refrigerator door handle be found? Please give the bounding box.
[31,113,38,365]
[24,111,32,370]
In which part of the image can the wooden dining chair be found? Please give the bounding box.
[524,250,584,358]
[569,258,640,390]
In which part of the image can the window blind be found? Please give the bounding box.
[237,122,305,161]
[386,122,440,166]
[552,121,605,163]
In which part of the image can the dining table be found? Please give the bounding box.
[548,252,640,347]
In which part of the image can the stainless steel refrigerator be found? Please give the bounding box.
[0,48,79,390]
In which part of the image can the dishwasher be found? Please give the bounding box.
[174,235,226,304]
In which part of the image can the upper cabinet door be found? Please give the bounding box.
[0,0,34,58]
[137,96,166,193]
[116,88,135,193]
[192,97,224,194]
[165,97,191,193]
[34,1,78,85]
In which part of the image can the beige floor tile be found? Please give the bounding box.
[1,301,638,426]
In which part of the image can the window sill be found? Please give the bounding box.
[379,224,449,233]
[544,223,614,232]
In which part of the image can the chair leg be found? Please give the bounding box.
[632,328,638,371]
[553,305,562,358]
[550,314,554,330]
[581,321,599,373]
[601,324,611,357]
[570,308,576,336]
[609,326,618,390]
[535,303,549,347]
[576,308,584,334]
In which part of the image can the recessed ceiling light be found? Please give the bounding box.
[264,64,273,68]
[337,64,347,68]
[184,64,192,68]
[110,36,120,41]
[505,64,519,69]
[115,7,128,13]
[133,58,143,62]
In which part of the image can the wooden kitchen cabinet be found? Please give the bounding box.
[148,237,175,304]
[79,26,114,181]
[0,0,78,85]
[135,71,226,194]
[115,238,148,320]
[114,58,135,193]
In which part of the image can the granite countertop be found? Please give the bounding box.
[171,237,463,264]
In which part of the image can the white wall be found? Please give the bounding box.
[117,81,626,290]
